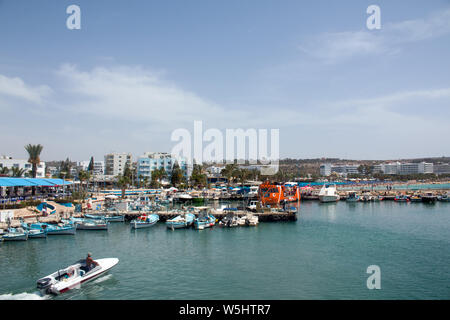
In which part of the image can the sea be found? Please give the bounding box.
[0,200,449,300]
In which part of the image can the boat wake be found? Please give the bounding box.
[0,291,49,300]
[92,274,112,284]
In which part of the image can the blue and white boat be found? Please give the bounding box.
[194,213,216,230]
[2,228,28,241]
[30,222,76,235]
[166,213,195,230]
[346,191,360,202]
[84,214,125,222]
[131,214,159,229]
[21,223,47,238]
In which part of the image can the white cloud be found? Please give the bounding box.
[0,74,52,105]
[299,8,450,63]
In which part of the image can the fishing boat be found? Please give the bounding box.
[237,215,247,226]
[36,257,119,295]
[246,200,259,212]
[394,195,410,202]
[75,219,109,231]
[245,214,259,226]
[218,213,239,227]
[21,223,47,238]
[421,192,437,203]
[2,228,28,241]
[131,213,159,229]
[30,222,76,235]
[318,184,340,203]
[438,192,450,202]
[84,214,125,222]
[346,191,359,202]
[194,210,216,230]
[258,181,300,206]
[410,195,422,202]
[166,213,195,229]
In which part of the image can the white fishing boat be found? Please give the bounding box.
[245,214,259,226]
[36,257,119,295]
[131,213,159,229]
[318,184,340,203]
[76,220,109,230]
[237,215,247,226]
[166,213,195,229]
[2,228,28,241]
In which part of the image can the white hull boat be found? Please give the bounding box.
[37,258,119,295]
[318,184,340,203]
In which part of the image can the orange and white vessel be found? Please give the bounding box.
[258,181,301,206]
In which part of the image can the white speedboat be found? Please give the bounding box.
[245,214,259,226]
[318,184,340,203]
[37,258,119,295]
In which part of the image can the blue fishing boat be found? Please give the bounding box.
[22,223,48,239]
[131,213,159,229]
[166,213,195,230]
[84,214,125,222]
[2,228,28,241]
[194,211,216,230]
[394,195,410,202]
[30,222,76,235]
[346,191,360,202]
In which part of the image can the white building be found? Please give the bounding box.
[0,156,46,177]
[374,162,433,175]
[320,163,332,176]
[434,163,450,175]
[136,152,191,180]
[77,160,105,175]
[104,153,132,176]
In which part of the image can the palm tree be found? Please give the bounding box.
[10,167,26,177]
[24,144,43,178]
[0,167,9,176]
[116,175,131,199]
[78,170,91,192]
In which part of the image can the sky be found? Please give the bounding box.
[0,0,449,162]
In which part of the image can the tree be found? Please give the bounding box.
[190,164,207,187]
[10,167,26,177]
[78,170,91,192]
[87,156,94,172]
[0,167,9,176]
[59,158,73,179]
[24,144,43,178]
[116,175,131,199]
[171,161,184,187]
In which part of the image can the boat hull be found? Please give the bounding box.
[319,195,340,203]
[2,233,28,241]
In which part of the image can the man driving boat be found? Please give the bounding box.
[86,252,99,271]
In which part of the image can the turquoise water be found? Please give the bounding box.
[1,201,449,300]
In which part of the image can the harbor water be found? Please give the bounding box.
[1,201,449,300]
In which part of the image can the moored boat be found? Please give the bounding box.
[2,228,28,241]
[75,220,109,230]
[36,257,119,295]
[194,211,216,230]
[318,184,340,203]
[421,192,437,203]
[30,222,76,235]
[131,213,159,229]
[394,195,410,202]
[245,214,259,226]
[346,191,359,202]
[166,213,195,229]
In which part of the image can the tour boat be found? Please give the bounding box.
[130,213,159,229]
[421,192,437,203]
[318,184,340,203]
[258,181,300,206]
[36,257,119,295]
[166,213,195,229]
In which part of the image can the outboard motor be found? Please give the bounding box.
[36,277,53,293]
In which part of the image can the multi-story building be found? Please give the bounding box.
[136,152,191,180]
[320,163,358,176]
[104,153,132,176]
[77,160,105,176]
[320,163,332,176]
[374,162,433,175]
[434,163,450,175]
[0,156,46,177]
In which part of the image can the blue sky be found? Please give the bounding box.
[0,0,449,161]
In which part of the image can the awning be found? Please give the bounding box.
[0,177,73,187]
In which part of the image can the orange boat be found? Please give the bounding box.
[258,181,301,206]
